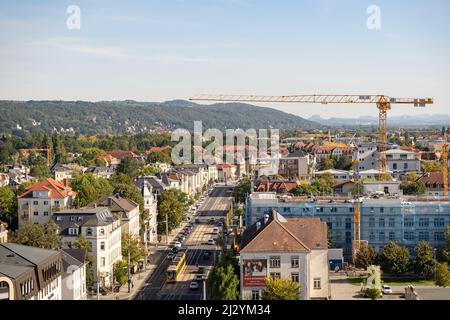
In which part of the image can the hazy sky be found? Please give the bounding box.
[0,0,449,118]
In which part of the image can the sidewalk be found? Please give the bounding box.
[91,220,191,300]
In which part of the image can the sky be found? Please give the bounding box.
[0,0,449,118]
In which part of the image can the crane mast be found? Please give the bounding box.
[443,140,448,197]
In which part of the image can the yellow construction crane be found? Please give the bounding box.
[443,139,448,197]
[190,94,433,180]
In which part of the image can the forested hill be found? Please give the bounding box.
[0,100,321,136]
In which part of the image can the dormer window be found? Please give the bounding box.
[86,228,93,236]
[70,216,75,222]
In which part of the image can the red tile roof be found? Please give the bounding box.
[145,146,171,155]
[418,172,450,187]
[19,178,76,199]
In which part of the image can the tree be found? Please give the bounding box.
[421,162,442,173]
[261,277,300,300]
[380,241,410,275]
[317,157,335,171]
[157,189,188,234]
[365,288,381,300]
[207,264,239,300]
[147,151,171,164]
[206,251,239,300]
[137,165,160,176]
[354,244,378,269]
[233,178,251,203]
[9,221,62,249]
[414,242,437,278]
[121,233,144,266]
[293,173,335,196]
[0,187,17,222]
[114,260,129,286]
[70,172,114,207]
[116,156,144,180]
[400,181,426,195]
[435,262,450,287]
[73,235,94,288]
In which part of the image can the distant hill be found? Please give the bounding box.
[309,114,450,127]
[0,100,322,136]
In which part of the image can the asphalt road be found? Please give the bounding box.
[134,184,234,300]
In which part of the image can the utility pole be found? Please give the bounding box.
[127,250,131,293]
[166,212,169,245]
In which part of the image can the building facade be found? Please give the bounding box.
[60,248,87,300]
[246,193,450,259]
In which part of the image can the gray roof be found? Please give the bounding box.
[0,243,59,279]
[54,207,117,233]
[61,248,87,270]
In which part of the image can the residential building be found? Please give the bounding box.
[333,180,356,197]
[246,193,450,259]
[240,211,329,300]
[313,169,351,182]
[383,149,420,177]
[255,178,297,194]
[0,223,7,244]
[0,173,10,187]
[60,248,87,300]
[278,151,310,181]
[89,194,140,237]
[51,163,84,182]
[0,243,63,300]
[135,177,158,243]
[85,165,116,179]
[18,178,76,227]
[418,172,450,196]
[356,143,379,171]
[53,207,122,288]
[362,181,401,196]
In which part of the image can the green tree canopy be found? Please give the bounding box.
[261,277,300,300]
[400,181,426,195]
[380,241,410,275]
[435,262,450,287]
[414,242,437,278]
[10,221,62,249]
[354,244,379,269]
[147,151,171,164]
[233,178,251,203]
[0,187,17,222]
[157,189,189,234]
[206,251,239,300]
[70,172,114,207]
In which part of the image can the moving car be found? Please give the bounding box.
[381,285,392,294]
[189,281,199,290]
[173,241,182,248]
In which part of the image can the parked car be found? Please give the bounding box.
[198,266,205,274]
[171,247,179,254]
[212,227,219,234]
[381,285,392,294]
[189,281,199,290]
[207,239,215,245]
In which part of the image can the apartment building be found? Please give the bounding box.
[418,172,450,196]
[246,193,450,259]
[135,176,158,243]
[53,207,122,288]
[383,149,420,177]
[240,211,329,300]
[60,248,87,300]
[278,151,310,181]
[356,143,379,171]
[0,243,63,300]
[313,169,351,182]
[89,194,140,237]
[18,178,76,227]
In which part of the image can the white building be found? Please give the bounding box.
[240,211,329,300]
[60,248,87,300]
[356,143,379,171]
[18,178,77,228]
[54,207,122,289]
[383,149,420,177]
[135,177,158,243]
[279,151,311,181]
[313,169,351,182]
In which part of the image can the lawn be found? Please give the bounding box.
[347,276,435,286]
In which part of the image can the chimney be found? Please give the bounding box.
[63,178,68,187]
[256,221,261,231]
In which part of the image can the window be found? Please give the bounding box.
[369,217,375,228]
[33,211,39,216]
[369,232,375,241]
[54,201,60,206]
[379,231,385,241]
[270,272,281,279]
[70,216,75,222]
[434,218,445,227]
[101,257,106,267]
[313,278,321,289]
[269,256,281,268]
[345,231,352,244]
[68,228,79,235]
[43,201,48,205]
[33,201,38,205]
[419,232,429,241]
[291,273,299,283]
[404,163,408,170]
[100,228,105,235]
[345,218,351,230]
[393,163,398,170]
[43,211,49,216]
[291,257,299,268]
[327,222,332,230]
[404,218,414,227]
[418,218,429,227]
[404,231,414,241]
[434,232,445,241]
[388,218,395,228]
[86,228,93,236]
[379,218,385,228]
[251,290,260,300]
[380,207,384,213]
[389,232,395,241]
[100,242,105,251]
[331,207,337,213]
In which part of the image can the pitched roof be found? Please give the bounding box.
[418,172,450,186]
[106,150,137,159]
[19,178,76,199]
[145,146,171,154]
[240,211,327,253]
[60,248,87,270]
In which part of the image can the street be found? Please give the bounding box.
[134,184,234,300]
